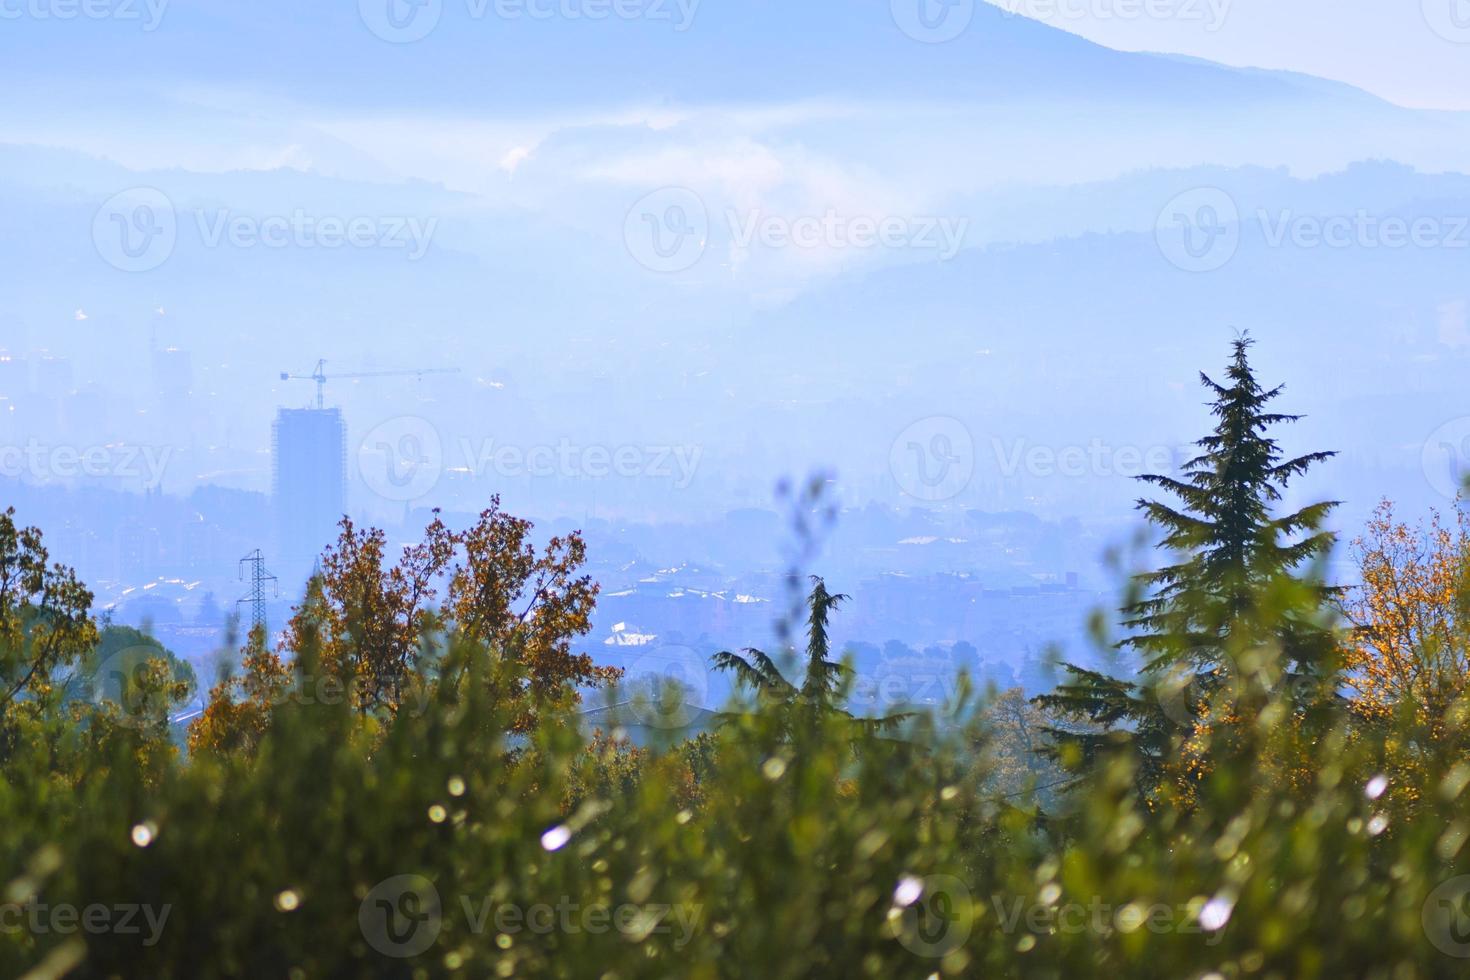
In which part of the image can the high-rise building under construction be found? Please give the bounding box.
[272,407,346,584]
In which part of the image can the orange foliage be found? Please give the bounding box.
[1344,500,1470,732]
[187,627,292,758]
[441,500,616,726]
[282,514,455,715]
[189,498,618,753]
[1342,499,1470,810]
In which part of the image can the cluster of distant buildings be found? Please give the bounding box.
[0,314,1106,683]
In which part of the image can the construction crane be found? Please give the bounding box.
[280,359,460,409]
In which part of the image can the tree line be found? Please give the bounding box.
[0,336,1467,976]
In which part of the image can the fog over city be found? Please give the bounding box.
[9,4,1470,977]
[5,0,1470,706]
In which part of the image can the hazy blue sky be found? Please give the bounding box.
[3,0,1468,536]
[999,0,1470,111]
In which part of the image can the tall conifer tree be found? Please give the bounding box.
[1037,336,1341,791]
[1121,335,1339,676]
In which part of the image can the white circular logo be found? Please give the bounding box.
[895,873,971,957]
[1423,0,1470,43]
[1424,875,1470,957]
[624,188,708,273]
[891,0,975,43]
[1422,417,1470,500]
[890,416,974,502]
[358,417,444,502]
[360,875,442,958]
[93,188,177,273]
[1155,187,1240,273]
[1155,659,1241,730]
[85,646,175,729]
[359,0,442,42]
[625,645,708,730]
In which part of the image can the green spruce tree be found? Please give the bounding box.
[1036,336,1341,793]
[1121,334,1339,675]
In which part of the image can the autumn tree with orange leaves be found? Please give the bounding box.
[440,502,613,717]
[1343,499,1470,808]
[0,508,98,724]
[189,497,618,755]
[284,513,456,715]
[186,624,293,758]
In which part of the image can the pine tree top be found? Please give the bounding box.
[1122,335,1340,669]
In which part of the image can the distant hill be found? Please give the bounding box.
[0,2,1407,111]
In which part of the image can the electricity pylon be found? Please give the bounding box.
[238,549,279,635]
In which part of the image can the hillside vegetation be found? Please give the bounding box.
[2,340,1469,979]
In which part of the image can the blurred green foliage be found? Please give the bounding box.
[0,519,1466,979]
[2,343,1470,978]
[3,585,1469,979]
